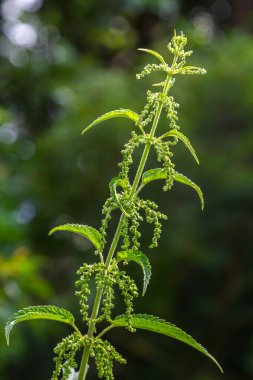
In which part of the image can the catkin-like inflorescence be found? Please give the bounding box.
[128,204,143,250]
[116,270,139,331]
[154,139,175,191]
[76,260,139,327]
[138,90,159,128]
[95,264,119,323]
[75,263,93,323]
[90,338,126,380]
[118,131,142,180]
[137,198,168,248]
[75,263,105,323]
[136,63,167,80]
[121,217,130,250]
[99,197,118,252]
[52,333,83,380]
[162,94,180,130]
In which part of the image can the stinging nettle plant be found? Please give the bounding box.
[5,31,223,380]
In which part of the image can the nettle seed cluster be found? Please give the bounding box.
[5,32,223,380]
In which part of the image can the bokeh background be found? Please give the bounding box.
[1,0,253,379]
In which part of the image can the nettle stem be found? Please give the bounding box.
[78,75,171,380]
[6,33,221,380]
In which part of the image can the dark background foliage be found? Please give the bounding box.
[1,0,253,379]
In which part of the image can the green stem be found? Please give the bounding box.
[78,74,171,380]
[96,325,115,339]
[78,215,125,380]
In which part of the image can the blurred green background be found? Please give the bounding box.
[1,0,253,379]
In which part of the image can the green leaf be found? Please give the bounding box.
[109,176,130,217]
[142,168,167,186]
[82,109,140,134]
[117,250,152,296]
[160,129,199,164]
[173,172,204,210]
[5,305,77,346]
[49,223,103,250]
[113,314,222,372]
[138,48,166,65]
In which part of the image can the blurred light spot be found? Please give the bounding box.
[53,214,74,228]
[77,153,88,172]
[4,281,21,298]
[109,16,129,36]
[0,37,12,58]
[51,44,68,64]
[158,0,179,21]
[47,25,61,43]
[6,22,38,48]
[211,0,231,21]
[0,122,18,144]
[16,0,43,12]
[1,0,22,21]
[17,139,36,160]
[193,12,215,44]
[15,200,36,224]
[52,87,76,107]
[1,0,43,20]
[73,234,92,251]
[9,47,29,66]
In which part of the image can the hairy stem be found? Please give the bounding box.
[78,74,171,380]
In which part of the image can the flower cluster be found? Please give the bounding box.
[153,139,175,191]
[116,269,139,330]
[118,131,142,180]
[95,264,119,323]
[90,338,126,380]
[136,63,167,80]
[99,197,118,252]
[52,333,83,380]
[136,31,206,82]
[168,31,193,64]
[138,90,158,128]
[75,263,103,323]
[75,262,139,328]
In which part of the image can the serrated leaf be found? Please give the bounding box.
[117,250,152,296]
[142,168,167,186]
[109,176,130,217]
[82,109,140,134]
[113,314,222,372]
[173,172,204,210]
[5,305,77,346]
[161,129,199,164]
[138,48,166,65]
[49,223,102,250]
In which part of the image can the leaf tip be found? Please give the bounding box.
[209,353,223,373]
[5,322,13,347]
[48,228,54,236]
